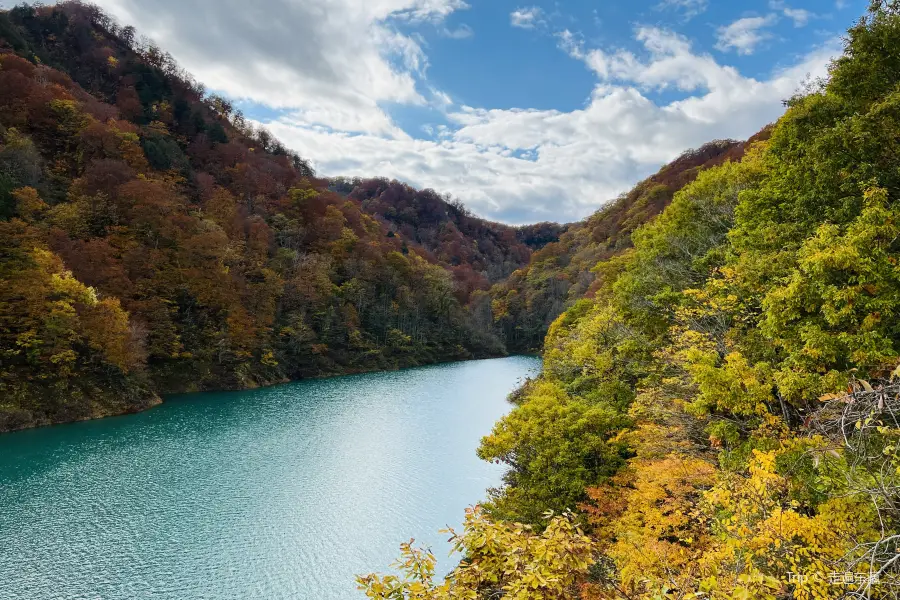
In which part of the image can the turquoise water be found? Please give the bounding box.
[0,356,540,600]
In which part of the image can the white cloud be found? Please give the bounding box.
[783,7,812,26]
[769,1,814,27]
[261,30,837,224]
[90,0,468,136]
[430,88,454,107]
[584,28,741,92]
[390,0,470,23]
[556,29,585,59]
[82,0,840,224]
[441,24,473,38]
[716,15,779,55]
[657,0,709,20]
[510,6,544,30]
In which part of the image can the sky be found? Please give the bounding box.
[10,0,871,223]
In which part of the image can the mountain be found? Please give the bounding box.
[489,133,768,352]
[331,176,565,300]
[0,2,520,431]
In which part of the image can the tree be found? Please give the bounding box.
[478,380,631,525]
[358,508,594,600]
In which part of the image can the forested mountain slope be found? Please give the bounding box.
[0,2,516,431]
[490,134,765,352]
[332,176,565,299]
[361,2,900,598]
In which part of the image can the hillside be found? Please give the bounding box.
[361,2,900,598]
[490,134,766,352]
[332,176,565,299]
[0,2,518,431]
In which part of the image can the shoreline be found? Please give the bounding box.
[1,353,542,436]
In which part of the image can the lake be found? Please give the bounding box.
[0,356,541,600]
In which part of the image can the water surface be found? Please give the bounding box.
[0,356,540,600]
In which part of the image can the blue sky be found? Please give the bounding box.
[385,0,855,132]
[79,0,868,223]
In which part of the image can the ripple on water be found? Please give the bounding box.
[0,356,541,600]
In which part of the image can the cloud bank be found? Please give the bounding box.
[89,0,837,224]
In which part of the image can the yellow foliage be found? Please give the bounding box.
[358,508,594,600]
[12,187,48,222]
[602,456,718,597]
